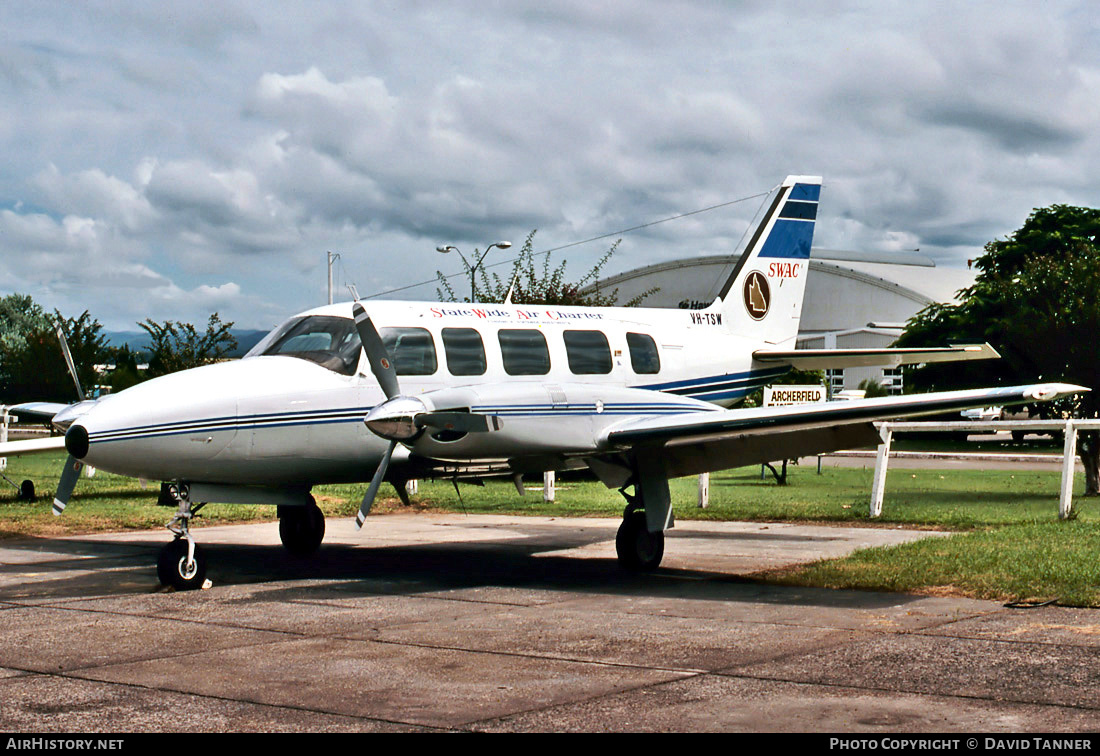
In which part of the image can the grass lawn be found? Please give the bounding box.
[2,449,1098,605]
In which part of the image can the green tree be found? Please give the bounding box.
[103,344,146,392]
[0,294,51,354]
[0,308,108,404]
[896,204,1100,495]
[140,313,238,378]
[436,231,657,306]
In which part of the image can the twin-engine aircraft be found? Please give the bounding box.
[2,175,1083,589]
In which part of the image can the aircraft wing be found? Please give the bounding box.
[0,436,67,457]
[7,402,71,423]
[0,403,71,457]
[597,383,1083,479]
[752,343,998,370]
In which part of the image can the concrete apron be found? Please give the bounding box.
[0,513,1096,732]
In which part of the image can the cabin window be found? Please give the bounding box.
[498,329,550,375]
[627,332,660,374]
[563,330,612,374]
[380,327,438,375]
[442,327,487,376]
[254,315,361,376]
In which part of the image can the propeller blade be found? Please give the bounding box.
[52,454,84,516]
[356,439,397,529]
[351,302,400,400]
[54,321,86,402]
[416,412,503,433]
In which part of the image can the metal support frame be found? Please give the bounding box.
[870,424,893,518]
[868,419,1097,520]
[1060,420,1078,520]
[1,405,7,472]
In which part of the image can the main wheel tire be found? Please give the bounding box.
[18,479,35,501]
[157,539,207,590]
[615,510,664,572]
[279,497,326,556]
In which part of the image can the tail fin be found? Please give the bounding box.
[711,175,821,346]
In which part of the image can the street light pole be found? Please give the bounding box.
[327,251,340,305]
[436,241,512,302]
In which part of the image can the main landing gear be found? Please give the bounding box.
[158,483,207,591]
[278,496,325,556]
[615,488,665,572]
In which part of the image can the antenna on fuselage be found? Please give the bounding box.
[347,283,360,302]
[503,271,520,305]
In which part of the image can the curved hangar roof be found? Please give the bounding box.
[588,249,975,335]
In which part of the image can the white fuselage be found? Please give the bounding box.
[73,299,793,486]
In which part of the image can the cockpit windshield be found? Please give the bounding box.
[245,316,362,376]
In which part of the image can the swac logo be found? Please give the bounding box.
[743,270,770,320]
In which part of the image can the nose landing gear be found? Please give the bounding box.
[158,483,208,590]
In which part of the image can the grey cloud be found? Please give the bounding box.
[918,104,1081,152]
[2,1,1100,331]
[31,165,156,232]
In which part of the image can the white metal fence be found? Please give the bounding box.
[870,419,1100,520]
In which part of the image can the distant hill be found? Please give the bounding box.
[103,329,269,359]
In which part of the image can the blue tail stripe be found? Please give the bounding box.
[758,218,815,259]
[789,183,821,201]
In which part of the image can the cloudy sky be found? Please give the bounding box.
[2,1,1098,331]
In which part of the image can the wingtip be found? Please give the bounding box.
[1025,383,1090,402]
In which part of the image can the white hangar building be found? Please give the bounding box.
[591,249,976,395]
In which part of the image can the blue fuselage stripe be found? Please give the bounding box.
[86,371,783,445]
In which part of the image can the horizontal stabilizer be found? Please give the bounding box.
[752,343,999,370]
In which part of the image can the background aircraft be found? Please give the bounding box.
[1,176,1083,589]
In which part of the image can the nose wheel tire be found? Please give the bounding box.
[615,509,664,572]
[157,538,207,590]
[279,496,326,556]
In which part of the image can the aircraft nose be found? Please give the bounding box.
[65,423,89,460]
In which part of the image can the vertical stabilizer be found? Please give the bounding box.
[711,175,821,345]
